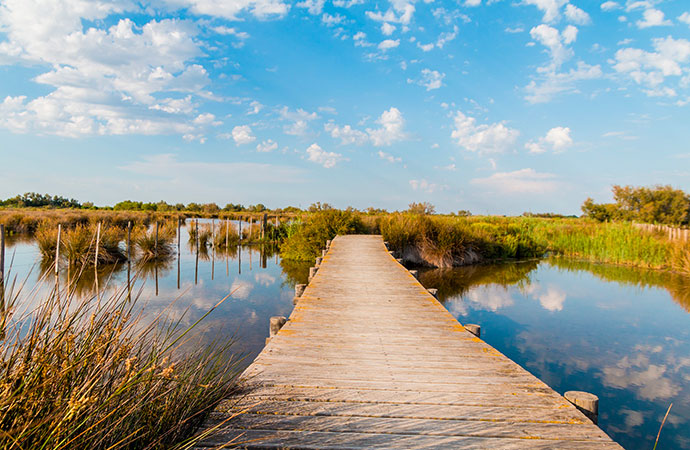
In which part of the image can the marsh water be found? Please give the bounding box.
[3,226,690,450]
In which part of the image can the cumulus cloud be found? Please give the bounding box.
[525,126,573,153]
[381,22,396,35]
[279,106,319,136]
[565,4,591,25]
[680,12,690,26]
[256,139,278,152]
[378,151,401,163]
[367,107,407,146]
[296,0,325,14]
[325,123,369,145]
[636,8,672,29]
[601,1,620,11]
[231,125,256,145]
[378,39,400,50]
[162,0,289,19]
[0,1,221,137]
[470,168,559,194]
[409,179,445,193]
[523,0,568,23]
[525,61,602,103]
[451,111,519,154]
[418,69,445,90]
[530,24,578,68]
[612,36,690,97]
[306,143,344,168]
[366,0,416,25]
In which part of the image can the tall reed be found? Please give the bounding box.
[135,222,176,261]
[0,269,243,450]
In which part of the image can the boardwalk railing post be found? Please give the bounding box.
[309,266,318,281]
[268,316,287,342]
[326,239,331,249]
[409,269,418,279]
[322,249,327,257]
[428,288,438,298]
[464,324,481,337]
[315,257,322,266]
[295,283,306,297]
[564,391,599,424]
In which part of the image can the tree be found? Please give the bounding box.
[581,185,690,225]
[407,202,435,215]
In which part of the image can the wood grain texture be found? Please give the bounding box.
[195,235,624,449]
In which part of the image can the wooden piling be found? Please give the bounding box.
[428,288,438,298]
[95,222,101,270]
[154,221,159,258]
[464,324,481,337]
[261,213,267,240]
[409,269,418,279]
[177,218,181,254]
[195,219,199,285]
[565,391,599,424]
[225,218,229,248]
[309,266,318,281]
[315,257,323,266]
[0,224,4,291]
[249,217,253,240]
[127,221,132,261]
[55,224,61,275]
[269,316,287,337]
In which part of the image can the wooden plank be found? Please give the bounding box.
[195,235,623,449]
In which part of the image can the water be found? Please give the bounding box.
[2,220,310,369]
[5,227,690,449]
[418,259,690,450]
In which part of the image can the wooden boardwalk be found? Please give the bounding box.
[197,235,623,449]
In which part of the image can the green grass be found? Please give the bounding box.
[0,269,243,450]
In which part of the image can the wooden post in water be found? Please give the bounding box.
[0,224,5,294]
[261,213,267,241]
[95,222,101,301]
[176,218,181,290]
[127,221,132,300]
[55,224,61,275]
[249,217,253,241]
[225,218,229,248]
[564,391,599,424]
[238,216,243,242]
[211,219,215,281]
[154,221,159,258]
[464,324,481,337]
[195,219,199,285]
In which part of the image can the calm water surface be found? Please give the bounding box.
[5,227,690,449]
[3,220,310,369]
[419,259,690,450]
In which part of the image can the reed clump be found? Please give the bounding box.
[0,272,242,450]
[280,210,364,261]
[135,222,176,261]
[213,222,240,249]
[35,223,126,267]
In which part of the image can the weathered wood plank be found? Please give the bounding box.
[195,235,623,449]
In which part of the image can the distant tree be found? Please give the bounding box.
[457,210,472,217]
[185,203,202,212]
[281,206,302,214]
[223,203,245,212]
[114,200,143,211]
[582,185,690,225]
[174,203,186,211]
[202,203,220,214]
[308,202,333,212]
[366,207,388,215]
[1,192,81,209]
[248,203,267,212]
[407,202,435,215]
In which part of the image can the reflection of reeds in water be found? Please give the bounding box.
[0,270,242,449]
[418,260,539,301]
[550,257,690,313]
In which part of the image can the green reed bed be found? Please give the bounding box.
[0,270,243,450]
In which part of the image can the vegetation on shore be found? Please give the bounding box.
[0,270,243,450]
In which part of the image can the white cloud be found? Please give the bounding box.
[525,61,602,103]
[322,13,345,26]
[636,8,672,28]
[381,22,396,35]
[306,143,343,168]
[247,101,263,115]
[451,111,519,154]
[680,12,690,25]
[378,39,400,50]
[409,179,444,193]
[366,0,416,25]
[612,36,690,96]
[256,139,278,152]
[565,4,591,25]
[279,107,319,136]
[168,0,289,19]
[231,125,255,145]
[367,107,407,146]
[296,0,325,14]
[333,0,364,7]
[470,168,559,194]
[525,126,573,153]
[192,113,220,126]
[601,1,621,11]
[409,68,445,90]
[378,151,401,163]
[530,24,578,68]
[0,2,222,138]
[465,0,482,6]
[523,0,568,23]
[325,123,369,145]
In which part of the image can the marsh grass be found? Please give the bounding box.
[213,223,240,249]
[35,223,126,267]
[0,267,243,450]
[135,223,176,261]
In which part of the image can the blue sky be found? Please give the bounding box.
[1,0,689,214]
